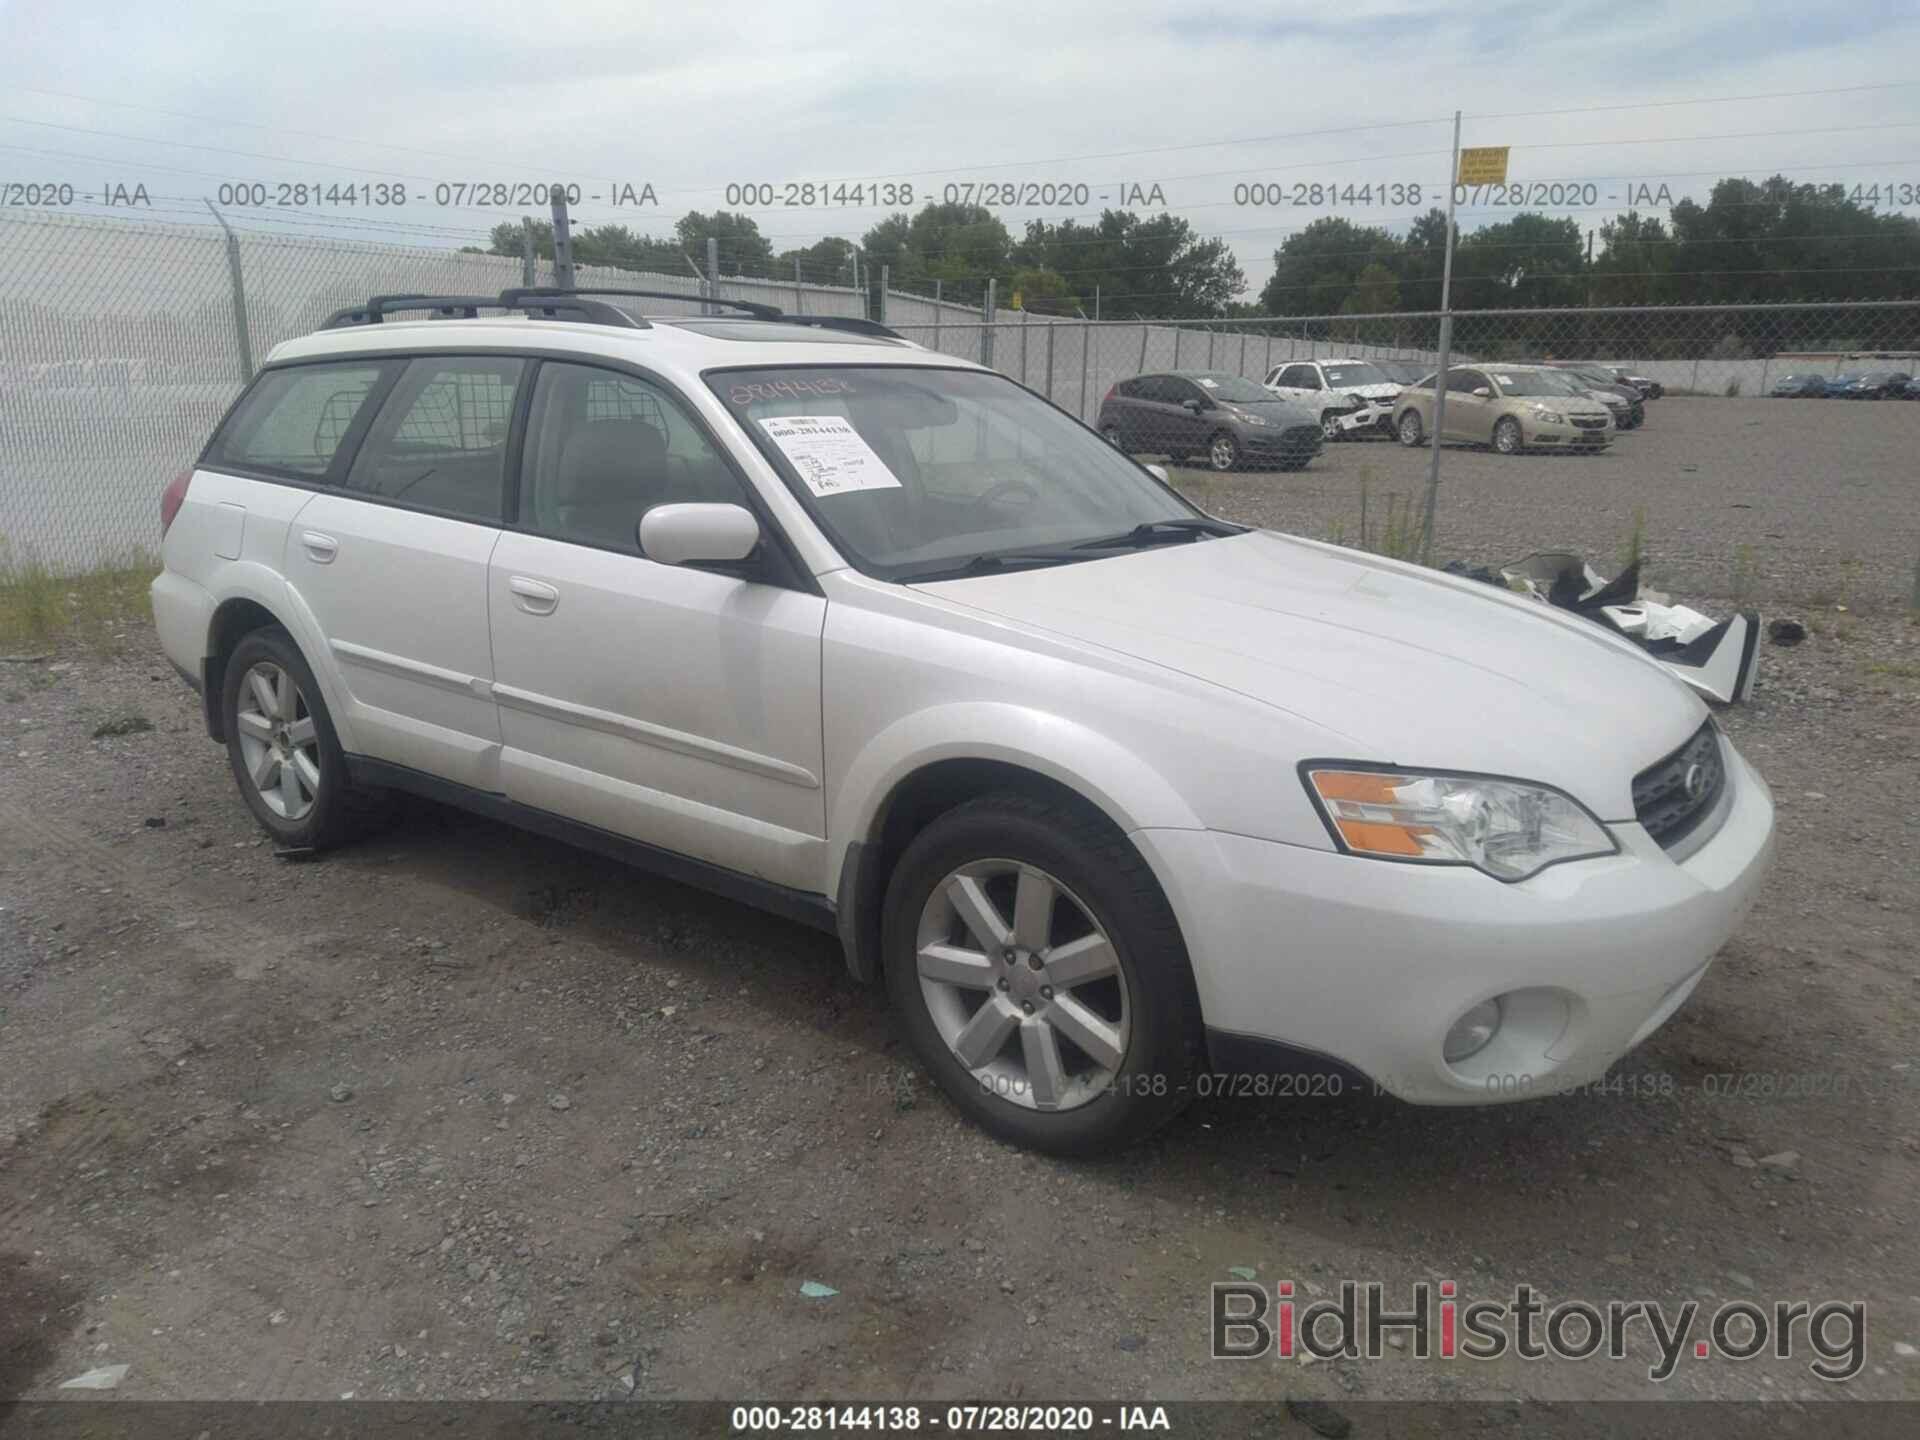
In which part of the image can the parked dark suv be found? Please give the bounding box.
[1098,371,1321,472]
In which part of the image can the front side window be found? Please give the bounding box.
[1445,369,1488,394]
[711,366,1203,580]
[520,362,745,553]
[211,362,388,478]
[346,357,524,522]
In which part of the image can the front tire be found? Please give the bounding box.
[1320,411,1344,442]
[1397,410,1425,447]
[1206,431,1241,472]
[882,793,1201,1155]
[222,627,375,850]
[1493,417,1524,455]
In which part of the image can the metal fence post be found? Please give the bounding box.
[1079,320,1091,420]
[1139,323,1150,372]
[521,216,537,287]
[879,266,889,325]
[1172,328,1181,368]
[202,201,254,384]
[982,280,996,367]
[1690,356,1702,394]
[1264,333,1273,379]
[707,236,720,316]
[1239,330,1248,378]
[1045,322,1056,403]
[795,257,804,315]
[933,279,942,353]
[1417,110,1462,569]
[550,183,576,291]
[1207,328,1216,369]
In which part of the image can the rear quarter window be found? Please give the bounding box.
[208,363,389,478]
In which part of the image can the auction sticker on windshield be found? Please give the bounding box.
[756,415,903,497]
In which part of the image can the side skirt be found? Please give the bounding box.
[345,755,839,936]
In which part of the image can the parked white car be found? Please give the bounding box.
[1263,357,1404,440]
[152,288,1775,1155]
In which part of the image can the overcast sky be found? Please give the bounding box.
[3,0,1917,294]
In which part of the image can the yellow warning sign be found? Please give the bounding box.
[1456,147,1510,186]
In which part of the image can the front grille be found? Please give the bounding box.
[1633,722,1727,850]
[1571,416,1607,429]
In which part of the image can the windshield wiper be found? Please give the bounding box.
[1070,517,1245,550]
[896,548,1095,583]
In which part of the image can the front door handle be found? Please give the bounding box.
[299,530,338,563]
[508,575,559,615]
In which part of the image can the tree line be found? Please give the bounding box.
[479,174,1920,341]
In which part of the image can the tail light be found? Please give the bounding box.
[160,469,192,538]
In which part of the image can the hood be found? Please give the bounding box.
[1225,399,1318,426]
[1330,382,1404,402]
[918,531,1705,818]
[1537,395,1612,417]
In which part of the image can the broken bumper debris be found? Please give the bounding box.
[1453,552,1761,706]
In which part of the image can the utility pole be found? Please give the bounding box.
[1417,111,1461,568]
[549,182,575,290]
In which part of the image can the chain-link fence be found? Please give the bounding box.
[6,207,1919,576]
[0,210,866,572]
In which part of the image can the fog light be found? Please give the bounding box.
[1443,998,1503,1063]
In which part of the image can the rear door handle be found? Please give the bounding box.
[508,575,559,615]
[299,530,338,563]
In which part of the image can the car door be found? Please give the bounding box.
[1269,363,1316,405]
[281,354,522,791]
[1441,368,1494,443]
[1165,377,1217,452]
[486,360,828,892]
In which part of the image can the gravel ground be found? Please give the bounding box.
[3,399,1919,1418]
[1172,396,1920,613]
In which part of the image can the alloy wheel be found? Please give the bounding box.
[1321,412,1343,441]
[915,859,1130,1112]
[1208,435,1236,471]
[234,661,320,821]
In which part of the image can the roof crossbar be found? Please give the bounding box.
[498,286,783,321]
[319,292,647,330]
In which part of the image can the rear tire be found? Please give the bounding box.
[222,627,380,850]
[882,793,1201,1156]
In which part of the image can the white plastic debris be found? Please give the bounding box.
[60,1363,129,1390]
[1601,603,1717,645]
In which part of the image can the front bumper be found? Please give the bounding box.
[1135,736,1775,1104]
[1520,415,1613,449]
[1330,400,1395,436]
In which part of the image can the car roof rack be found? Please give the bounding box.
[497,288,907,339]
[320,291,646,330]
[320,287,908,341]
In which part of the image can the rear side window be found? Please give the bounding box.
[210,363,387,477]
[346,357,526,523]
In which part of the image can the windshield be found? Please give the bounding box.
[712,366,1204,580]
[1490,369,1573,397]
[1187,372,1273,403]
[1321,362,1388,388]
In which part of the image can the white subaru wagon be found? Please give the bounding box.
[151,288,1775,1155]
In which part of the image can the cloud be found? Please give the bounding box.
[0,0,1915,292]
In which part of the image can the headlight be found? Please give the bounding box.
[1240,413,1270,426]
[1304,767,1617,881]
[1530,407,1566,424]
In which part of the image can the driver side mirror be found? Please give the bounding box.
[1472,386,1492,398]
[1181,397,1206,413]
[638,503,761,568]
[1144,464,1170,483]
